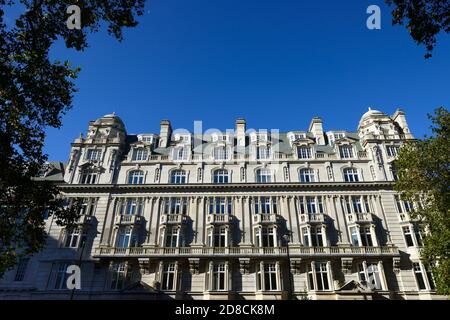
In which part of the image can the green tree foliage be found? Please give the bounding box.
[385,0,450,58]
[0,0,144,277]
[394,107,450,295]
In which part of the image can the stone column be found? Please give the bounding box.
[100,196,117,245]
[334,195,350,245]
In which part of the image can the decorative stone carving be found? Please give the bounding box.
[138,259,150,275]
[393,257,401,273]
[341,258,353,274]
[290,258,302,275]
[188,258,200,274]
[239,258,250,274]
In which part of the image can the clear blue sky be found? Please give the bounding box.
[40,0,449,161]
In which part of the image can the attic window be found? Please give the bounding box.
[141,136,153,143]
[86,149,102,161]
[291,133,305,141]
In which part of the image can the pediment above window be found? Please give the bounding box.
[334,136,358,145]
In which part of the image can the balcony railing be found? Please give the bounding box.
[160,214,187,224]
[93,245,399,258]
[299,213,325,224]
[114,214,143,225]
[206,214,233,224]
[347,212,373,224]
[253,213,278,224]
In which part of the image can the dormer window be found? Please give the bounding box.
[131,148,148,161]
[250,132,270,143]
[297,146,312,159]
[173,147,189,161]
[139,135,154,143]
[289,133,305,141]
[256,146,271,160]
[339,145,354,159]
[86,149,102,161]
[174,134,191,143]
[213,147,229,160]
[212,134,229,143]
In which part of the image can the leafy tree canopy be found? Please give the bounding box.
[0,0,144,278]
[394,107,450,295]
[385,0,450,58]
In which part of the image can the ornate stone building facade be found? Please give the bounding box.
[0,109,444,299]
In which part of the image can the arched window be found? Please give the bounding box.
[299,168,315,183]
[256,169,272,183]
[128,170,144,184]
[131,148,148,161]
[170,170,187,184]
[80,168,97,184]
[343,168,359,182]
[213,169,229,184]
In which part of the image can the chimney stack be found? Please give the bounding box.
[159,119,172,148]
[392,109,413,139]
[308,117,325,145]
[235,118,246,148]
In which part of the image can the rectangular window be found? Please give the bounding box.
[131,148,148,161]
[209,197,232,215]
[111,263,128,290]
[414,224,424,246]
[358,263,382,290]
[64,227,83,248]
[260,263,278,291]
[14,258,30,282]
[209,226,227,247]
[116,227,138,248]
[121,198,145,215]
[297,146,312,159]
[360,226,373,247]
[173,148,188,160]
[165,227,179,247]
[306,196,317,214]
[164,197,188,215]
[253,196,277,214]
[403,226,414,247]
[212,263,227,291]
[413,263,427,290]
[78,197,97,216]
[214,147,229,160]
[86,149,102,161]
[302,227,310,246]
[339,145,354,159]
[54,263,69,290]
[350,226,359,246]
[256,146,271,160]
[386,145,400,157]
[161,263,176,291]
[261,227,275,247]
[308,262,330,291]
[311,226,324,247]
